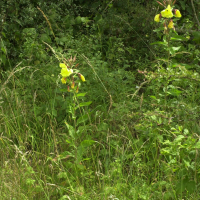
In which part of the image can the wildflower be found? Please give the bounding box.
[168,20,174,29]
[71,81,75,89]
[61,77,67,84]
[78,73,85,82]
[154,14,161,22]
[161,5,173,18]
[174,9,181,18]
[60,68,73,77]
[59,63,67,68]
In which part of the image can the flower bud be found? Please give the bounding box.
[71,81,75,89]
[76,86,79,93]
[174,9,181,18]
[78,73,86,82]
[67,86,70,92]
[164,23,168,34]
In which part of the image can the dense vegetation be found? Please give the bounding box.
[0,0,200,199]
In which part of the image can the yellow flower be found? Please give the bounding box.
[61,77,67,84]
[175,9,181,18]
[60,68,73,77]
[168,20,174,29]
[154,14,161,22]
[59,63,67,68]
[161,5,173,18]
[78,73,85,82]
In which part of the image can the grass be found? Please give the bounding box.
[1,33,200,200]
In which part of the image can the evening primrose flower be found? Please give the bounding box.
[154,14,161,22]
[174,9,182,18]
[59,63,67,68]
[60,68,73,77]
[61,77,67,84]
[168,20,174,29]
[161,5,173,18]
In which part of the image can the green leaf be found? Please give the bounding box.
[150,96,157,100]
[40,34,52,43]
[76,93,87,97]
[81,17,90,23]
[75,16,82,24]
[52,109,57,117]
[80,140,95,147]
[98,122,108,131]
[170,35,187,41]
[65,139,71,144]
[168,46,181,55]
[193,141,200,148]
[150,41,167,46]
[153,27,165,32]
[77,114,89,125]
[65,122,75,138]
[167,89,182,96]
[180,1,186,10]
[192,31,200,43]
[175,135,185,142]
[185,180,196,193]
[171,46,181,51]
[77,125,89,134]
[76,101,92,109]
[176,176,196,194]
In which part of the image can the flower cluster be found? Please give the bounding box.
[154,4,181,31]
[60,63,73,84]
[59,57,85,93]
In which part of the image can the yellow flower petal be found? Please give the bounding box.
[60,68,73,77]
[154,14,160,22]
[61,77,67,84]
[60,63,66,68]
[161,5,173,18]
[168,20,174,29]
[175,10,181,18]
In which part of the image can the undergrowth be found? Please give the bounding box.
[1,0,200,199]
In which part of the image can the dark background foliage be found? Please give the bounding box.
[1,0,199,70]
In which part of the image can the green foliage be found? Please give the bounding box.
[1,0,200,199]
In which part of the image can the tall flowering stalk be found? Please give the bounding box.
[154,0,182,65]
[58,56,89,141]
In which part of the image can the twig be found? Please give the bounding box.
[191,0,200,30]
[127,80,149,99]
